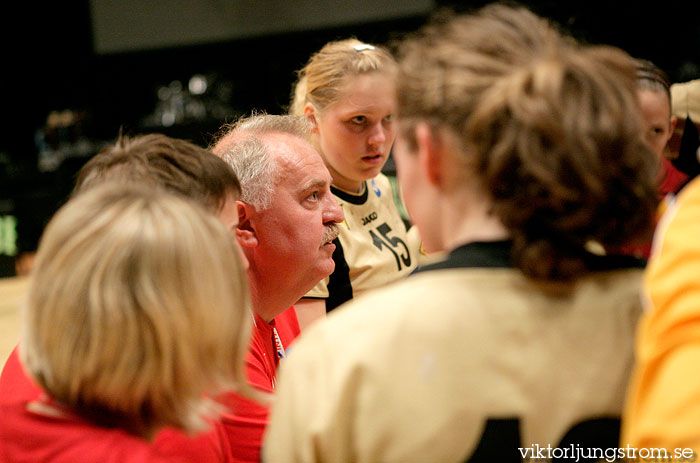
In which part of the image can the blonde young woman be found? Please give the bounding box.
[0,184,251,463]
[265,4,659,461]
[291,39,422,328]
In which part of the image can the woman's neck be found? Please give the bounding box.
[441,191,509,251]
[331,179,366,195]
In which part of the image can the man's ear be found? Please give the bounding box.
[670,116,679,139]
[415,122,443,186]
[664,116,679,157]
[236,201,259,248]
[304,103,320,134]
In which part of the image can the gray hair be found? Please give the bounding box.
[212,113,312,210]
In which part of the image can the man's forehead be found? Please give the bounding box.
[269,139,331,190]
[268,133,322,168]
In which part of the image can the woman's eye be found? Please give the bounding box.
[384,114,393,122]
[350,116,366,125]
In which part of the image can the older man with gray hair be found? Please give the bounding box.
[210,113,343,463]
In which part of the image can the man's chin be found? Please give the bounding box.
[316,260,336,281]
[295,263,336,302]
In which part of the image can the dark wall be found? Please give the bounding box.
[6,1,700,158]
[1,0,699,276]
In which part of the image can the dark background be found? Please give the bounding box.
[1,0,699,276]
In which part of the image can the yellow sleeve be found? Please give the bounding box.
[622,177,700,453]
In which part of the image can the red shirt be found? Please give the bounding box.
[0,306,301,463]
[658,156,689,197]
[216,306,301,463]
[0,345,38,406]
[0,348,230,462]
[612,157,690,260]
[0,394,200,463]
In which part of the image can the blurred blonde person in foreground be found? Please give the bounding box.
[0,183,251,462]
[0,133,248,462]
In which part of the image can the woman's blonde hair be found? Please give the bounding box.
[395,4,659,280]
[289,38,397,116]
[21,183,251,436]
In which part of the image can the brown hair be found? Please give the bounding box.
[74,133,241,213]
[396,4,659,279]
[289,38,397,116]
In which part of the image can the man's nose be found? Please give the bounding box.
[323,196,344,224]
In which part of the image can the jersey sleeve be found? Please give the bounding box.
[621,176,700,451]
[303,276,330,299]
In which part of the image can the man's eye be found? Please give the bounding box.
[351,116,366,125]
[308,192,319,201]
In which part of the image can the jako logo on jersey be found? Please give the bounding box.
[371,178,381,197]
[362,211,378,226]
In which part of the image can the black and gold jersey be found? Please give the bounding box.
[266,241,646,462]
[305,173,420,311]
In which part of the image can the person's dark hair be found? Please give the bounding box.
[636,58,672,106]
[73,133,241,213]
[396,4,659,280]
